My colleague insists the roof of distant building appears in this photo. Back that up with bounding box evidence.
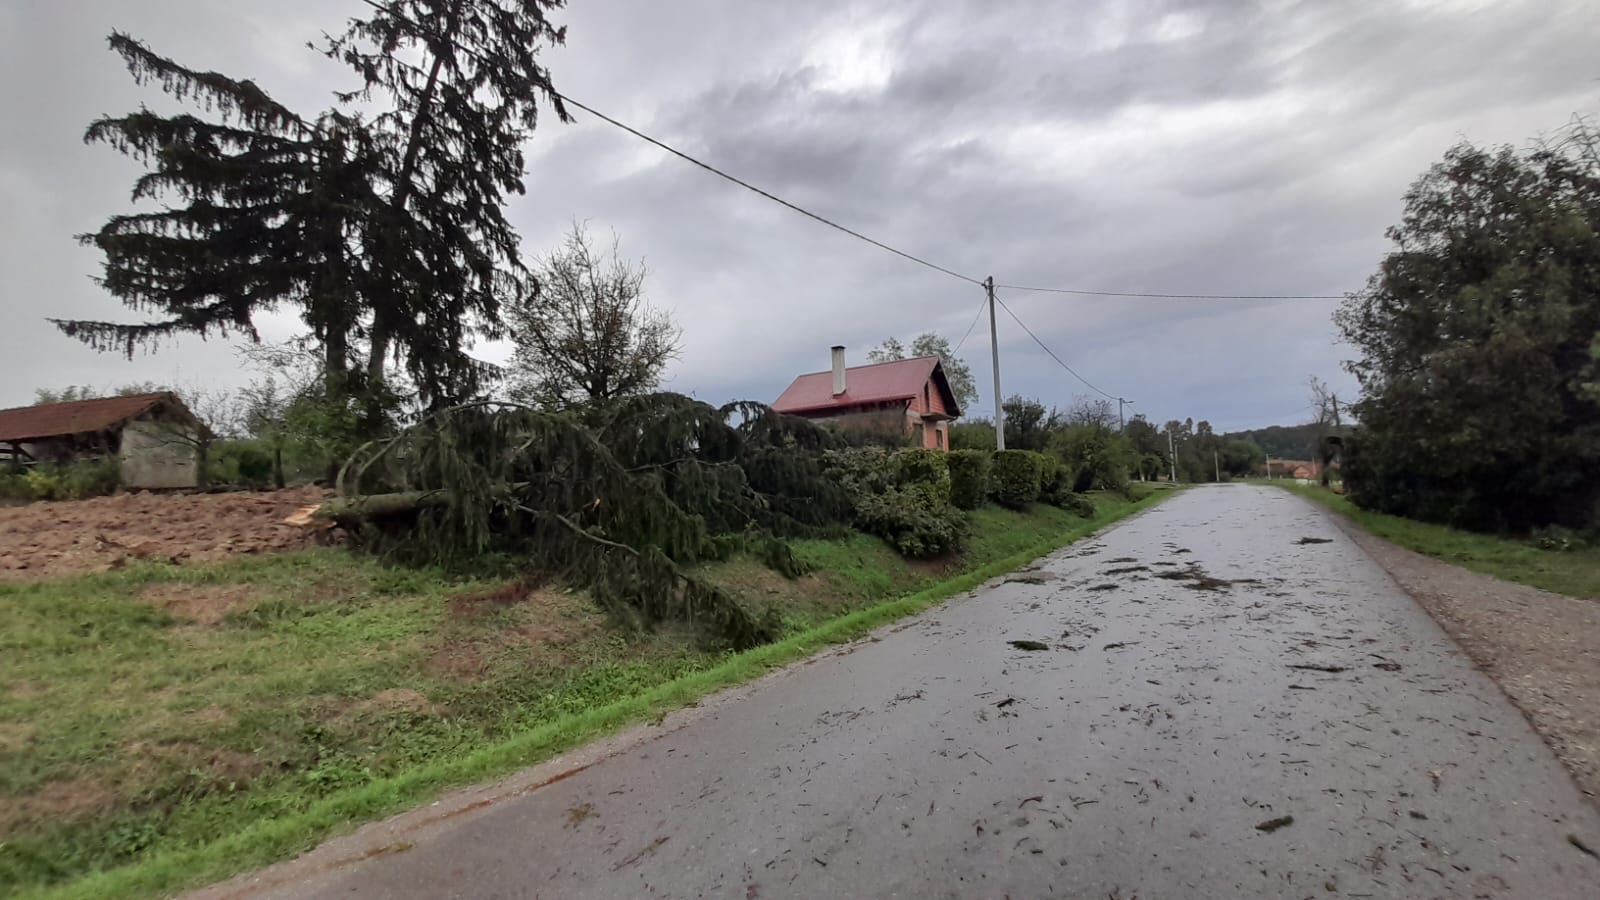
[773,356,960,416]
[0,393,185,443]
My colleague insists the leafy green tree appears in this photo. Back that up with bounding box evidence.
[948,419,997,451]
[1337,123,1600,530]
[1001,395,1060,451]
[1218,439,1266,477]
[867,332,979,411]
[1049,424,1134,492]
[1123,415,1166,481]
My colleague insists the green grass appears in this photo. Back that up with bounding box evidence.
[1263,481,1600,599]
[1,489,1170,899]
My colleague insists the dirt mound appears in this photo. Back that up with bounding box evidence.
[0,486,332,581]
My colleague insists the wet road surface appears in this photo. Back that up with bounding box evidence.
[219,485,1600,898]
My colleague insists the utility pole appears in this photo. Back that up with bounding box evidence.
[987,276,1005,451]
[1167,428,1178,483]
[1214,449,1221,482]
[1117,397,1132,431]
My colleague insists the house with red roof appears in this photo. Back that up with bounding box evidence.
[772,347,961,450]
[0,392,207,489]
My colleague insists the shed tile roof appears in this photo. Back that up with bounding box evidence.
[0,393,176,443]
[773,356,958,415]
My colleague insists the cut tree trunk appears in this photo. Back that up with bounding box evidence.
[283,489,452,529]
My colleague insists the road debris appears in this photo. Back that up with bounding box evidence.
[565,803,595,827]
[1255,815,1295,833]
[1008,640,1050,651]
[1296,537,1334,545]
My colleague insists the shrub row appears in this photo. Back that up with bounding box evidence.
[986,449,1094,515]
[825,446,966,558]
[0,459,121,503]
[822,444,1100,558]
[947,450,990,509]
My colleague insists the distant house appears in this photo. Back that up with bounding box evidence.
[0,393,207,489]
[773,346,961,450]
[1264,458,1321,481]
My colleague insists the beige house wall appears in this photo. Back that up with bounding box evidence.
[118,417,200,489]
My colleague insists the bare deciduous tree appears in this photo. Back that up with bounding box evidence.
[506,224,681,408]
[1064,396,1117,429]
[1308,375,1343,486]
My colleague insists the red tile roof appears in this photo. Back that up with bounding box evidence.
[0,393,178,443]
[773,356,960,416]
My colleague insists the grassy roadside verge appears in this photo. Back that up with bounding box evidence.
[5,487,1173,899]
[1261,481,1600,599]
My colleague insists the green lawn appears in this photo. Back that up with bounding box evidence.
[1264,481,1600,599]
[0,487,1169,899]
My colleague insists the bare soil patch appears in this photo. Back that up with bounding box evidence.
[0,778,117,840]
[139,583,259,626]
[0,721,36,753]
[428,585,604,682]
[125,740,265,786]
[1329,516,1600,801]
[446,580,538,617]
[0,486,332,581]
[187,705,235,728]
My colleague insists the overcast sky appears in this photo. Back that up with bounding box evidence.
[2,0,1595,430]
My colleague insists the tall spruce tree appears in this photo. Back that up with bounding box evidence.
[322,0,569,401]
[67,3,570,419]
[60,34,376,405]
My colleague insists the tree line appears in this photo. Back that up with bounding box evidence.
[1337,116,1600,535]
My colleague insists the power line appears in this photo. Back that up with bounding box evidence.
[355,0,981,287]
[992,293,1118,401]
[352,0,1342,304]
[557,95,985,287]
[996,283,1347,300]
[951,294,988,354]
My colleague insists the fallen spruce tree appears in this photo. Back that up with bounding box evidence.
[293,394,854,649]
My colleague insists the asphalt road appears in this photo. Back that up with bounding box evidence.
[213,485,1600,899]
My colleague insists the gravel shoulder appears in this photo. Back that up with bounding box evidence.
[1322,510,1600,804]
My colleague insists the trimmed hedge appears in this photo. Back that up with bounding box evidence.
[1053,492,1096,518]
[991,450,1042,508]
[893,448,951,503]
[1038,457,1070,504]
[854,484,967,558]
[947,450,991,510]
[824,446,967,559]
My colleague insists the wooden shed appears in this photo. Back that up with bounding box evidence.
[0,393,207,489]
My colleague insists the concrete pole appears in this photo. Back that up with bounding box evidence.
[987,276,1005,451]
